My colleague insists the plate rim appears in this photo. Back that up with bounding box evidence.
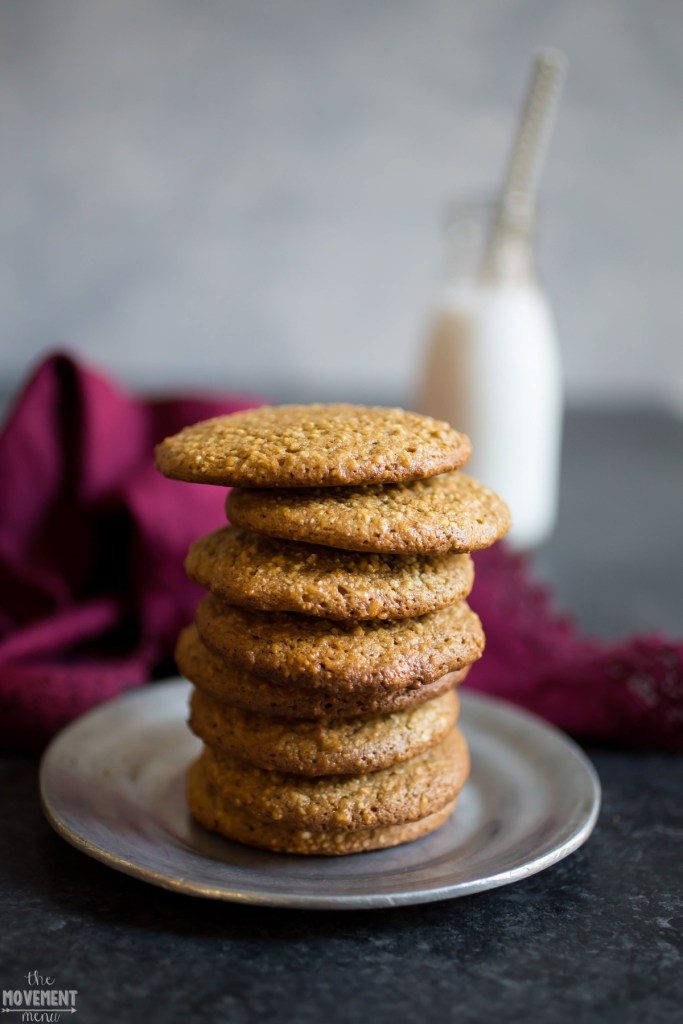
[40,679,601,910]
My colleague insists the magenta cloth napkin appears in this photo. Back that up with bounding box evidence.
[467,547,682,751]
[0,353,681,751]
[0,353,260,749]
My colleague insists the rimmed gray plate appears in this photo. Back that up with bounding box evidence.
[40,679,600,910]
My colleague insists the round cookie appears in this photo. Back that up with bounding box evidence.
[197,727,469,830]
[155,404,471,488]
[188,760,456,855]
[195,597,485,691]
[227,471,510,554]
[185,526,474,620]
[176,625,468,719]
[189,687,459,776]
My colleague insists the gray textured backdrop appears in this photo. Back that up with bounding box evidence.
[2,1,682,408]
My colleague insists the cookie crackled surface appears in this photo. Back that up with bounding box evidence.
[176,625,469,719]
[192,728,468,830]
[195,596,485,691]
[189,687,459,775]
[155,403,471,487]
[226,471,511,554]
[185,526,474,620]
[187,760,458,855]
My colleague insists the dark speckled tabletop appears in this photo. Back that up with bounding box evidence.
[1,409,682,1024]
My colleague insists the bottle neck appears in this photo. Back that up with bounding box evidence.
[477,224,537,286]
[441,200,539,290]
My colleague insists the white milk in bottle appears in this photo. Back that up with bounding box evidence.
[416,201,562,548]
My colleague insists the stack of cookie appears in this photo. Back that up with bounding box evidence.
[155,405,509,855]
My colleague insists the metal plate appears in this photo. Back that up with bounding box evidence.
[40,679,600,910]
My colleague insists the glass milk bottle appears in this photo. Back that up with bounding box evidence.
[416,200,562,548]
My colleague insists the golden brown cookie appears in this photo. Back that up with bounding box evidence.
[227,471,510,554]
[177,625,468,719]
[227,468,509,552]
[185,526,474,620]
[195,597,485,691]
[189,687,458,776]
[195,727,468,830]
[188,759,456,855]
[155,404,471,488]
